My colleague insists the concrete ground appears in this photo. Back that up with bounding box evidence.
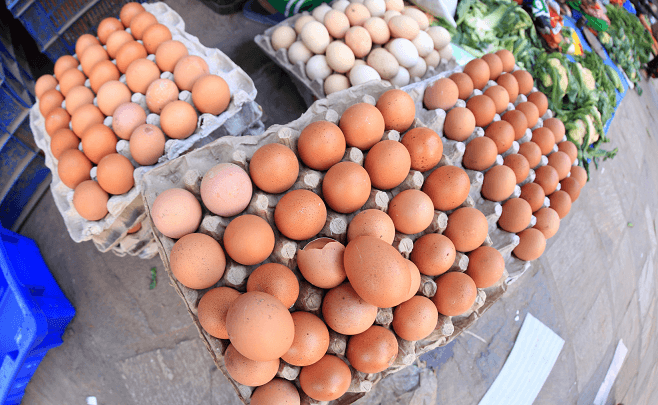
[14,0,658,403]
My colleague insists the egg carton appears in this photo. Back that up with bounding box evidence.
[30,1,263,254]
[140,79,514,405]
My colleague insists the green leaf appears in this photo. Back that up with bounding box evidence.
[149,267,157,290]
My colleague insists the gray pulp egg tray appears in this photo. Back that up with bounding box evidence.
[139,76,553,404]
[30,2,263,259]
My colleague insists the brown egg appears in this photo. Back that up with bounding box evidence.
[130,11,157,40]
[81,123,117,164]
[224,344,279,387]
[534,165,559,195]
[249,143,299,194]
[346,325,398,373]
[39,89,64,116]
[520,182,545,212]
[516,102,539,129]
[512,70,534,95]
[422,165,470,211]
[197,287,240,339]
[466,95,496,128]
[200,163,252,217]
[79,45,108,76]
[44,107,70,137]
[432,272,477,316]
[297,121,346,171]
[127,222,141,234]
[251,379,300,405]
[339,103,385,151]
[410,233,455,276]
[481,165,516,202]
[325,10,351,39]
[501,109,527,141]
[247,263,299,308]
[347,209,395,244]
[75,34,100,58]
[170,233,226,289]
[58,149,92,188]
[116,41,147,73]
[322,282,377,334]
[142,23,172,54]
[71,104,104,138]
[496,49,515,73]
[322,162,371,213]
[503,153,530,184]
[97,80,131,116]
[346,3,372,26]
[543,118,566,143]
[344,236,411,307]
[376,89,415,132]
[97,153,134,195]
[58,68,86,97]
[151,188,202,239]
[496,73,519,102]
[558,141,578,163]
[125,58,160,94]
[466,246,505,288]
[449,72,474,100]
[72,180,108,221]
[518,141,541,168]
[423,78,459,111]
[35,75,58,99]
[463,58,490,90]
[173,55,209,91]
[345,26,372,58]
[482,53,503,80]
[531,127,555,155]
[54,56,79,80]
[130,124,166,165]
[527,92,548,117]
[513,228,546,261]
[275,190,327,240]
[112,102,146,140]
[463,136,497,171]
[560,177,581,202]
[388,189,434,235]
[97,17,123,44]
[392,295,438,341]
[498,198,532,233]
[64,86,94,115]
[120,2,145,28]
[88,60,120,93]
[299,355,351,401]
[364,140,410,190]
[190,74,231,116]
[443,107,476,141]
[570,165,587,187]
[444,207,488,252]
[404,259,421,301]
[533,207,560,239]
[297,239,346,289]
[282,312,330,367]
[549,190,571,218]
[484,85,510,115]
[227,291,295,361]
[155,40,189,72]
[484,120,514,154]
[50,128,79,159]
[145,78,179,114]
[160,100,198,139]
[548,151,571,180]
[400,127,443,172]
[388,15,419,40]
[106,30,134,59]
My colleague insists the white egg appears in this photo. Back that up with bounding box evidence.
[402,7,429,30]
[386,38,419,68]
[408,57,427,78]
[427,26,451,50]
[301,21,331,54]
[349,64,381,85]
[332,0,350,12]
[439,43,453,60]
[306,55,332,81]
[364,0,386,17]
[288,41,313,65]
[312,3,332,22]
[271,26,297,51]
[411,30,433,57]
[325,74,351,94]
[325,41,355,73]
[424,49,441,68]
[294,14,316,35]
[389,66,409,86]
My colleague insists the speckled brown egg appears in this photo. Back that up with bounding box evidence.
[400,127,443,172]
[423,78,459,111]
[560,177,581,202]
[547,151,571,180]
[282,312,330,367]
[503,153,530,184]
[299,355,351,401]
[498,198,532,233]
[387,189,434,235]
[50,128,79,159]
[120,2,145,28]
[432,272,477,316]
[173,55,210,91]
[533,207,560,239]
[58,68,86,97]
[247,263,299,308]
[466,95,496,127]
[57,149,92,188]
[513,228,546,261]
[223,344,279,387]
[275,189,327,240]
[347,325,398,374]
[35,74,58,99]
[151,188,202,239]
[116,41,147,73]
[543,118,566,143]
[97,17,123,44]
[520,182,545,212]
[88,60,120,93]
[527,91,548,117]
[112,102,146,140]
[558,141,578,163]
[482,53,503,80]
[449,72,474,100]
[534,165,559,195]
[64,85,94,115]
[463,58,490,90]
[106,30,134,59]
[170,233,226,289]
[443,207,488,252]
[39,89,64,117]
[339,103,385,151]
[251,379,300,405]
[570,165,587,187]
[81,123,117,164]
[364,140,411,190]
[79,44,108,76]
[296,239,347,289]
[249,143,299,194]
[443,107,476,141]
[53,56,79,80]
[72,180,108,221]
[410,233,456,276]
[484,120,514,154]
[466,246,505,288]
[297,121,346,171]
[496,72,519,102]
[322,162,371,213]
[142,23,172,54]
[160,100,198,139]
[496,49,515,72]
[145,78,179,114]
[531,127,555,155]
[97,80,131,116]
[501,110,527,141]
[75,34,100,58]
[200,163,252,216]
[516,102,539,129]
[422,165,470,211]
[481,165,516,202]
[518,141,541,168]
[322,283,377,335]
[129,11,157,40]
[376,89,415,132]
[463,136,498,171]
[192,74,231,116]
[484,85,510,115]
[125,58,160,94]
[130,124,165,166]
[97,153,134,195]
[512,70,534,95]
[197,287,240,339]
[44,107,70,137]
[548,190,571,219]
[71,104,104,138]
[347,209,395,244]
[155,40,189,72]
[392,296,438,341]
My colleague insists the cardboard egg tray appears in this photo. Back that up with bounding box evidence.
[139,77,534,404]
[30,2,264,258]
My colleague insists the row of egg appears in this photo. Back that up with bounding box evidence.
[270,0,453,95]
[34,2,232,222]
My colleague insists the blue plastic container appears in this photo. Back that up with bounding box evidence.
[0,68,31,134]
[0,227,75,405]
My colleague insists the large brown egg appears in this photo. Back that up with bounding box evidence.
[516,102,539,128]
[130,11,157,40]
[72,180,108,221]
[466,246,505,288]
[54,56,79,79]
[120,2,145,28]
[155,40,189,72]
[192,74,231,116]
[527,91,548,117]
[251,379,300,405]
[376,89,415,132]
[339,103,385,151]
[534,165,559,195]
[443,207,488,252]
[462,136,497,171]
[116,41,147,73]
[496,73,519,102]
[275,189,327,240]
[97,17,123,44]
[75,34,100,58]
[160,100,198,139]
[322,162,371,213]
[484,120,514,154]
[347,210,395,244]
[466,95,496,127]
[71,104,104,138]
[35,75,58,99]
[322,283,377,335]
[44,107,70,137]
[50,128,79,159]
[197,286,240,339]
[423,78,459,111]
[97,153,134,195]
[81,124,117,164]
[449,72,474,100]
[432,272,477,316]
[125,58,160,94]
[106,30,134,59]
[387,189,434,235]
[112,102,146,140]
[496,49,515,72]
[481,165,516,202]
[173,55,210,91]
[548,151,571,180]
[392,296,438,341]
[501,110,528,141]
[520,182,545,212]
[422,165,470,211]
[151,188,202,239]
[226,291,294,362]
[79,45,108,76]
[570,165,587,187]
[89,60,120,93]
[463,58,490,90]
[533,207,560,239]
[400,127,443,172]
[344,236,411,307]
[224,344,279,387]
[58,68,86,97]
[558,141,578,163]
[513,228,546,261]
[365,140,411,190]
[410,233,455,276]
[482,53,503,80]
[484,85,510,115]
[250,143,299,194]
[532,127,556,155]
[57,149,92,189]
[170,233,226,289]
[130,124,165,165]
[297,239,347,289]
[145,78,179,114]
[142,23,172,54]
[404,259,421,301]
[518,141,541,168]
[64,85,94,115]
[544,118,566,143]
[346,325,398,373]
[498,198,532,233]
[297,121,346,171]
[443,107,476,141]
[503,153,530,184]
[247,263,299,308]
[97,80,131,116]
[223,215,274,265]
[560,177,582,202]
[282,312,330,367]
[200,163,252,216]
[39,89,64,117]
[512,70,534,95]
[299,355,351,401]
[549,190,572,218]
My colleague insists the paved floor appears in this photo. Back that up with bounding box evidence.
[15,0,658,403]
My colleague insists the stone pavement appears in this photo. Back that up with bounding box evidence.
[15,0,658,403]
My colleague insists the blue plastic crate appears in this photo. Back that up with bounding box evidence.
[0,226,75,405]
[0,69,31,135]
